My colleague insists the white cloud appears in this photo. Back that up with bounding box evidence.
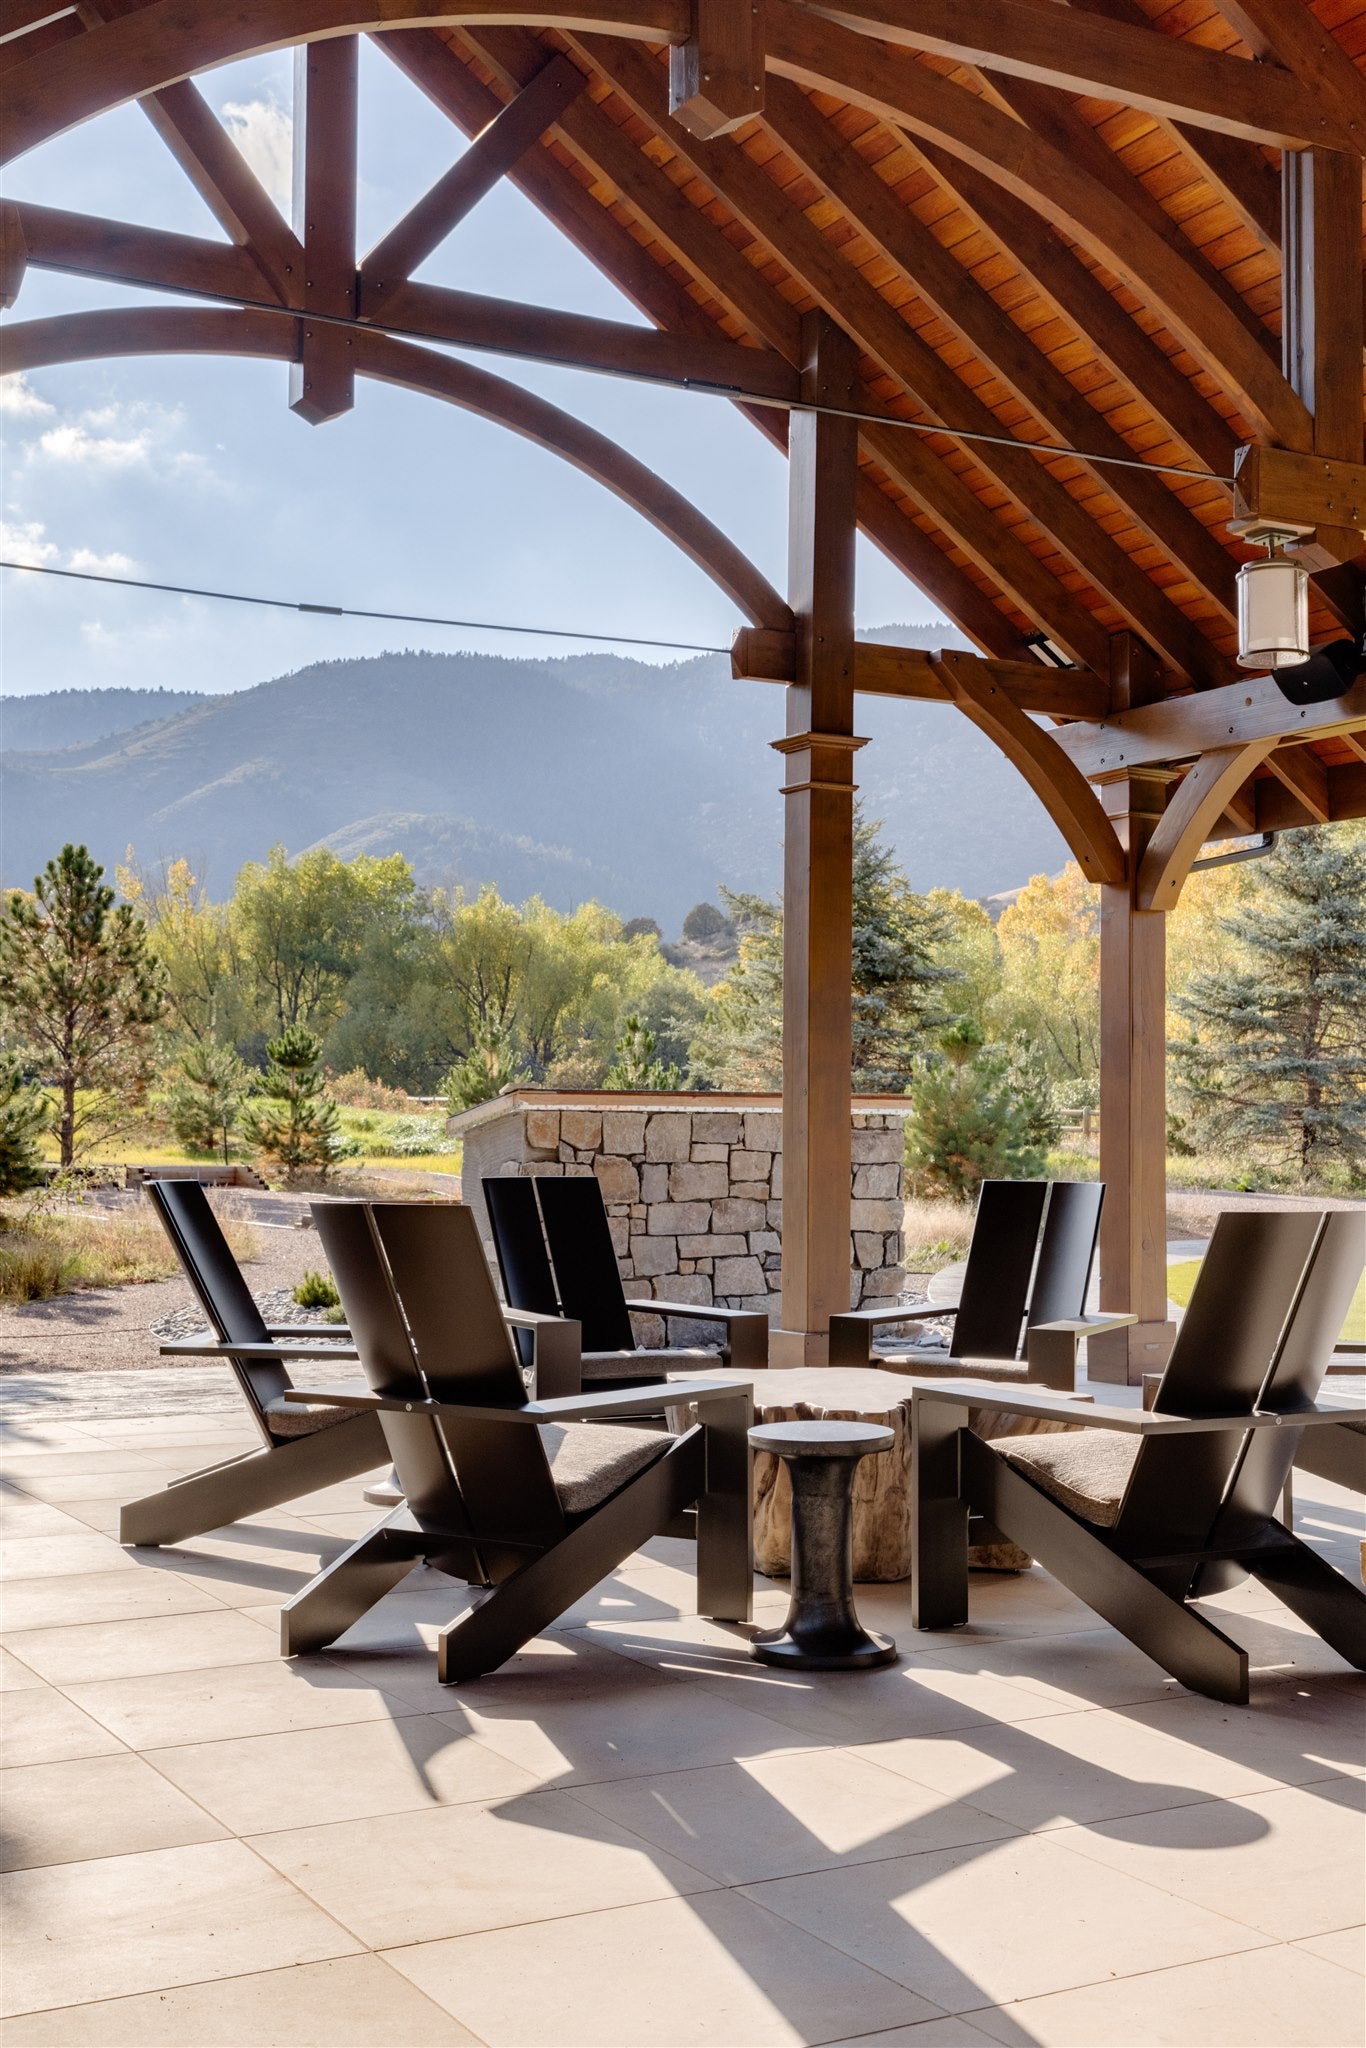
[68,547,138,574]
[0,518,59,566]
[36,422,152,468]
[0,376,56,419]
[221,97,294,212]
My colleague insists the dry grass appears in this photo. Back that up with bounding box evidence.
[901,1195,974,1274]
[0,1204,259,1303]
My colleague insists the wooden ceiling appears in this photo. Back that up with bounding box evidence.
[1,1,1364,829]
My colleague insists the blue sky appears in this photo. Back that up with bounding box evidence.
[0,41,950,697]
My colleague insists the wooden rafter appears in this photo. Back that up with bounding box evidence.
[1201,759,1366,836]
[669,0,764,138]
[290,34,357,424]
[1262,743,1332,824]
[1135,741,1275,908]
[1057,670,1366,780]
[793,0,1351,150]
[1213,0,1366,155]
[731,627,1110,717]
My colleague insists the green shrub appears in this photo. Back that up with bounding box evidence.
[293,1269,340,1310]
[0,1237,77,1301]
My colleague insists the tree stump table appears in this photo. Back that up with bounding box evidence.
[748,1420,896,1669]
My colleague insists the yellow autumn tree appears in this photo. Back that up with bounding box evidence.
[992,863,1100,1084]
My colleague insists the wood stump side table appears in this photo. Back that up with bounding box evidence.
[748,1420,897,1670]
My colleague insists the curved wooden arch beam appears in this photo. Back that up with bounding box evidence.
[1135,740,1276,909]
[931,650,1126,886]
[0,306,791,633]
[0,0,686,163]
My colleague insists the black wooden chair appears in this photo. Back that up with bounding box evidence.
[120,1179,386,1547]
[279,1200,754,1682]
[830,1179,1118,1388]
[910,1210,1366,1703]
[1293,1416,1366,1494]
[485,1173,769,1387]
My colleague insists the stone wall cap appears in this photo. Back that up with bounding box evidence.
[446,1086,913,1135]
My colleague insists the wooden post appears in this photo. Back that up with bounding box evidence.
[290,36,357,425]
[1279,146,1364,567]
[772,310,862,1367]
[1092,771,1177,1383]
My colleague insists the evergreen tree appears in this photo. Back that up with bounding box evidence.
[164,1041,249,1163]
[240,1026,342,1184]
[603,1013,682,1090]
[442,1020,525,1112]
[0,1055,48,1197]
[689,809,957,1090]
[0,844,164,1165]
[905,1022,1049,1201]
[1170,829,1366,1177]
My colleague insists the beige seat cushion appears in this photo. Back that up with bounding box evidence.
[882,1351,1026,1381]
[263,1398,358,1441]
[991,1427,1140,1528]
[538,1422,671,1513]
[581,1348,716,1382]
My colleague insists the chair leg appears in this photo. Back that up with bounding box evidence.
[279,1510,422,1656]
[1248,1531,1366,1673]
[119,1413,388,1547]
[911,1399,971,1629]
[964,1437,1250,1705]
[696,1390,753,1624]
[438,1436,704,1683]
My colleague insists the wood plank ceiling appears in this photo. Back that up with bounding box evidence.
[1,0,1364,828]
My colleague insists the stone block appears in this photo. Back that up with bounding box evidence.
[658,1273,713,1306]
[762,1253,782,1271]
[851,1128,903,1164]
[667,1314,724,1349]
[525,1161,563,1177]
[860,1265,909,1300]
[853,1162,901,1200]
[644,1114,690,1162]
[692,1111,743,1143]
[730,1182,768,1201]
[524,1108,560,1151]
[771,1155,782,1198]
[630,1233,677,1276]
[563,1163,594,1177]
[608,1217,629,1257]
[594,1155,640,1203]
[679,1233,747,1258]
[640,1163,669,1204]
[851,1198,904,1233]
[712,1197,766,1232]
[603,1110,646,1157]
[730,1150,770,1180]
[679,1260,694,1275]
[691,1143,728,1163]
[630,1311,666,1348]
[767,1200,783,1228]
[558,1143,576,1164]
[713,1255,766,1296]
[854,1231,884,1269]
[737,1294,775,1317]
[749,1230,781,1257]
[560,1109,602,1150]
[744,1111,782,1152]
[630,1203,646,1222]
[647,1202,710,1235]
[669,1160,728,1201]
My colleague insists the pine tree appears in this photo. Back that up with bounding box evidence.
[240,1026,342,1184]
[603,1013,682,1090]
[0,1055,48,1197]
[0,844,164,1165]
[688,809,957,1090]
[905,1022,1049,1201]
[164,1041,249,1163]
[1170,828,1366,1177]
[442,1020,526,1112]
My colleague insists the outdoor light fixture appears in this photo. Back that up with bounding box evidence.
[1235,525,1311,671]
[1023,632,1075,668]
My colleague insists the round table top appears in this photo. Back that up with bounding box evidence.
[748,1418,896,1459]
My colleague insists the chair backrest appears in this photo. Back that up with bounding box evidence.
[484,1176,559,1372]
[534,1174,636,1353]
[1028,1181,1105,1330]
[1112,1211,1326,1569]
[951,1179,1048,1361]
[1211,1211,1366,1549]
[315,1200,565,1559]
[145,1179,285,1428]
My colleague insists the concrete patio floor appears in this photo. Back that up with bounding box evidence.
[1,1376,1363,2047]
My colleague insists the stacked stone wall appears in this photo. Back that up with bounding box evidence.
[464,1102,906,1333]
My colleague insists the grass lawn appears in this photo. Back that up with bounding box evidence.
[1167,1256,1366,1343]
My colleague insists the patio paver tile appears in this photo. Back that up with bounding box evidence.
[2,1607,281,1686]
[1294,1926,1366,1975]
[0,1752,231,1869]
[0,1568,227,1633]
[0,1839,363,2017]
[0,1956,478,2046]
[0,1532,137,1579]
[0,1684,128,1767]
[384,1889,942,2046]
[0,1496,92,1538]
[63,1655,429,1749]
[0,1645,46,1690]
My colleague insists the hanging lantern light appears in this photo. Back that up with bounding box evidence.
[1235,527,1310,670]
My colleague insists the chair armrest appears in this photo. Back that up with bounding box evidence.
[503,1309,582,1400]
[159,1338,358,1362]
[828,1302,943,1367]
[909,1380,1366,1435]
[281,1377,750,1425]
[1024,1312,1138,1392]
[626,1299,769,1370]
[264,1321,351,1338]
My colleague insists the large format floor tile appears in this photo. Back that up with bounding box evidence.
[0,1839,362,2017]
[0,1957,478,2047]
[0,1568,225,1633]
[385,1889,941,2046]
[63,1655,426,1749]
[0,1684,127,1768]
[0,1752,230,1869]
[739,1831,1270,2013]
[0,1533,137,1580]
[2,1607,280,1686]
[250,1788,719,1947]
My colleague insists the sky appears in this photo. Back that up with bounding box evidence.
[0,40,952,698]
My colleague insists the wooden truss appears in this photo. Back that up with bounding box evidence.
[1,0,1364,1373]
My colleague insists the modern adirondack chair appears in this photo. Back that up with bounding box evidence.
[1293,1415,1366,1493]
[279,1199,753,1683]
[120,1178,386,1547]
[830,1179,1119,1388]
[909,1210,1366,1703]
[485,1173,769,1387]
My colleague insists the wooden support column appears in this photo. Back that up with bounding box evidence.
[1280,146,1365,567]
[290,36,358,425]
[772,310,863,1367]
[1092,772,1177,1384]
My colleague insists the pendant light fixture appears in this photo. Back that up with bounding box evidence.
[1235,526,1311,671]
